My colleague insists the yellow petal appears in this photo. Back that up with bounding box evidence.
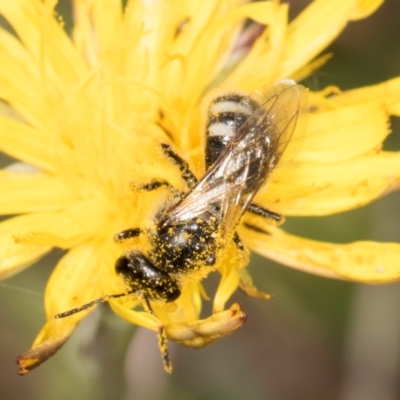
[0,198,109,279]
[242,225,400,283]
[213,265,240,313]
[0,170,76,214]
[110,301,161,332]
[17,319,74,375]
[17,239,106,375]
[0,215,52,280]
[0,27,58,127]
[297,100,389,163]
[165,303,247,348]
[165,0,247,107]
[258,152,400,216]
[153,282,203,325]
[291,53,333,82]
[0,0,86,90]
[238,268,272,300]
[223,2,289,90]
[173,1,265,106]
[210,242,249,313]
[72,0,122,66]
[0,117,55,172]
[14,197,109,242]
[44,241,104,317]
[281,0,383,78]
[330,76,400,117]
[13,197,109,247]
[110,283,203,331]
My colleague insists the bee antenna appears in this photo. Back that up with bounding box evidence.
[54,292,131,319]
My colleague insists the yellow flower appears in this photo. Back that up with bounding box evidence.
[0,0,398,374]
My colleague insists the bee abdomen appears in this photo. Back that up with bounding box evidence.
[205,93,257,169]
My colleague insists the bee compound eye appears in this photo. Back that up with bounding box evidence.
[115,255,131,277]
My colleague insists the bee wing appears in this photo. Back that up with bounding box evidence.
[162,80,308,237]
[250,79,309,162]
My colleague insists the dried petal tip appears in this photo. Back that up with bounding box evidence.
[16,335,69,375]
[165,303,247,348]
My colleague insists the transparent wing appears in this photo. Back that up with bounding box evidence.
[161,79,308,237]
[249,79,309,162]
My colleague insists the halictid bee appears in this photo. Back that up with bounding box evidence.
[55,79,308,371]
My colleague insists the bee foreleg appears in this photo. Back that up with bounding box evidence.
[114,228,142,243]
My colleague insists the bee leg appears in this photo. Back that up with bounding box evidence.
[138,179,182,197]
[160,143,198,189]
[143,294,173,373]
[114,228,142,243]
[115,253,178,371]
[247,203,282,223]
[139,180,175,191]
[233,232,245,251]
[157,325,172,373]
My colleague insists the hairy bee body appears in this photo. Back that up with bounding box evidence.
[114,79,307,304]
[56,79,307,318]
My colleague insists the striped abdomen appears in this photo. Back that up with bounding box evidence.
[205,93,258,169]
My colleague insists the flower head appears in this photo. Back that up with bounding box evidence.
[0,0,398,374]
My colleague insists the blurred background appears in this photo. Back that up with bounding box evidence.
[1,1,400,399]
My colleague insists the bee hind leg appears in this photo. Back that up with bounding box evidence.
[233,232,245,251]
[247,203,282,223]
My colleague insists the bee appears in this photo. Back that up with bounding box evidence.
[55,79,307,371]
